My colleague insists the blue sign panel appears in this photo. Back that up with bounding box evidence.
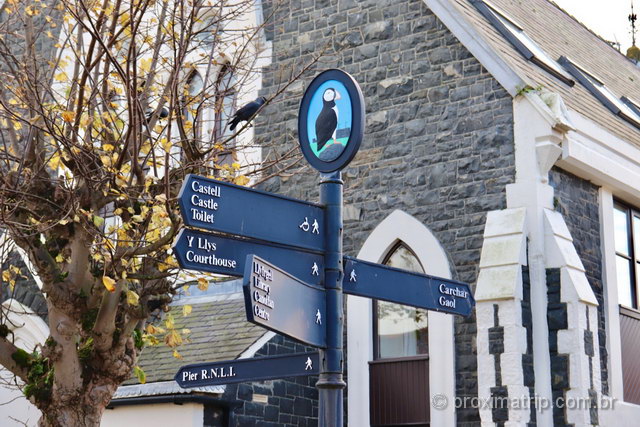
[243,255,327,348]
[178,174,325,252]
[175,352,320,388]
[342,256,475,317]
[173,229,324,286]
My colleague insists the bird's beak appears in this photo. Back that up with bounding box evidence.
[334,90,341,100]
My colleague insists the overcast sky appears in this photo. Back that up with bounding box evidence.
[551,0,637,52]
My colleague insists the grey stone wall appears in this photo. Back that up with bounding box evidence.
[257,0,516,425]
[223,335,318,426]
[549,167,608,396]
[546,268,570,426]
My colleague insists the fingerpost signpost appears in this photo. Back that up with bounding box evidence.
[173,69,476,426]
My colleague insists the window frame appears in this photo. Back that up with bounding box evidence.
[182,70,205,142]
[559,56,640,130]
[622,96,640,117]
[471,0,575,86]
[613,199,640,310]
[372,241,428,360]
[213,64,237,142]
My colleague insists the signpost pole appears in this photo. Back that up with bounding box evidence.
[317,171,346,427]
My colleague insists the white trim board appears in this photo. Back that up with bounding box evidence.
[558,110,640,207]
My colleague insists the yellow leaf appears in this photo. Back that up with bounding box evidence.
[234,175,250,186]
[55,253,64,263]
[133,366,146,384]
[139,58,152,73]
[164,314,175,329]
[197,277,208,291]
[25,5,39,15]
[61,110,75,123]
[92,215,104,228]
[182,305,192,317]
[102,276,116,292]
[48,153,61,170]
[126,290,139,306]
[231,162,241,170]
[160,138,172,153]
[54,73,68,82]
[172,349,182,359]
[165,329,182,348]
[2,271,10,282]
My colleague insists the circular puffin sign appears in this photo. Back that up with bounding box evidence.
[298,69,365,173]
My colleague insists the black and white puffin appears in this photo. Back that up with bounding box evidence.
[314,88,341,152]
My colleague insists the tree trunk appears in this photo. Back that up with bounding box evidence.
[38,380,118,426]
[35,303,136,426]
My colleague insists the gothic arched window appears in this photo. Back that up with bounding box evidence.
[374,243,429,359]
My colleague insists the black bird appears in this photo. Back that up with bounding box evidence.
[314,88,341,152]
[145,107,169,122]
[228,96,267,131]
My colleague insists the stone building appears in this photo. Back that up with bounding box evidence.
[249,0,640,426]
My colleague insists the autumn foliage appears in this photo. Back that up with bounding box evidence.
[0,0,318,424]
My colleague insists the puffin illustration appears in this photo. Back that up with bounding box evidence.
[314,88,341,152]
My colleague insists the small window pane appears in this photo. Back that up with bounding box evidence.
[216,68,235,139]
[491,10,572,82]
[385,245,423,272]
[376,244,428,359]
[617,255,634,307]
[614,206,630,256]
[634,215,640,262]
[377,302,428,358]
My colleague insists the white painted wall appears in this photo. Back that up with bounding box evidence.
[101,402,203,427]
[347,209,455,427]
[0,300,49,426]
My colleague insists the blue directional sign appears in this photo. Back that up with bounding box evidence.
[342,256,475,317]
[175,352,320,388]
[178,174,325,252]
[173,229,324,286]
[243,255,327,348]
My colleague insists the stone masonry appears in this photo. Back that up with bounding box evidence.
[223,335,319,426]
[256,0,516,424]
[549,167,608,396]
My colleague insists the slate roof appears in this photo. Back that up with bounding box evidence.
[125,282,267,386]
[448,0,640,144]
[1,251,47,321]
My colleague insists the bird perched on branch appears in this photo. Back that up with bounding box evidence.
[227,96,267,131]
[145,107,169,123]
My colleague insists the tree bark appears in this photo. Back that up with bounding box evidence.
[38,380,119,427]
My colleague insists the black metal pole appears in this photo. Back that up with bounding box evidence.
[317,171,345,426]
